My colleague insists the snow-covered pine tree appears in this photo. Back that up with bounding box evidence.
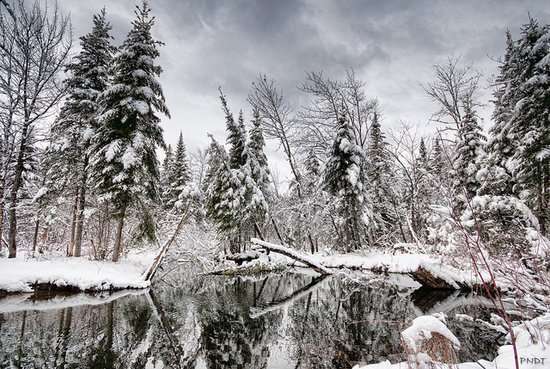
[304,149,321,192]
[430,137,445,177]
[160,144,173,207]
[162,144,173,176]
[204,135,243,249]
[173,132,191,187]
[205,95,249,251]
[508,19,550,234]
[244,108,271,235]
[324,108,368,251]
[49,9,115,257]
[91,1,169,262]
[452,106,486,200]
[418,137,428,168]
[248,108,271,202]
[205,95,269,252]
[163,132,191,209]
[481,31,520,196]
[410,136,432,239]
[484,18,550,234]
[366,112,399,243]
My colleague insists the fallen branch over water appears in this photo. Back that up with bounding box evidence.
[250,238,333,275]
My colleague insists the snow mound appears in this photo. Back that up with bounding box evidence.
[401,315,460,352]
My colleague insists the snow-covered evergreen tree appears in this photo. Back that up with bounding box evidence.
[483,18,550,234]
[204,95,270,252]
[429,137,444,177]
[91,1,169,261]
[49,8,115,257]
[324,108,368,251]
[366,112,398,243]
[204,135,243,249]
[162,144,173,176]
[418,137,428,168]
[163,132,191,209]
[248,108,271,201]
[160,144,173,206]
[452,106,486,200]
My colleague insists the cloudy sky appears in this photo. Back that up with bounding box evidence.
[55,0,549,177]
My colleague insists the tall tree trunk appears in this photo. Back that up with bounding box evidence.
[7,125,29,258]
[0,191,4,254]
[32,218,40,253]
[74,156,88,257]
[67,191,79,257]
[538,168,547,236]
[112,211,125,262]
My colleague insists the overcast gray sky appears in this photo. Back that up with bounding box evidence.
[55,0,550,177]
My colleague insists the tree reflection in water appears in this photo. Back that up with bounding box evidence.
[0,270,502,368]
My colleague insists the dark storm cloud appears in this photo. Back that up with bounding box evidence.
[55,0,550,174]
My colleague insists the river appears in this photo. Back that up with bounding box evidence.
[0,268,503,368]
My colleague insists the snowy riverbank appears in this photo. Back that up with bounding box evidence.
[245,239,496,290]
[0,251,155,293]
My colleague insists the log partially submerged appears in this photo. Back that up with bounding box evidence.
[411,267,460,290]
[250,238,332,275]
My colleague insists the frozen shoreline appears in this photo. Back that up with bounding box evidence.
[0,251,155,293]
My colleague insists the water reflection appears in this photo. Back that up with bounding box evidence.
[0,270,502,368]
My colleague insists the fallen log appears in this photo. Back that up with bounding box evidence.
[143,212,190,282]
[225,250,263,266]
[411,267,458,290]
[250,238,332,275]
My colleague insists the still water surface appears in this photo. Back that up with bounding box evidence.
[0,269,502,368]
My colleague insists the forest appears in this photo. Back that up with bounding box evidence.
[0,0,549,368]
[0,0,548,269]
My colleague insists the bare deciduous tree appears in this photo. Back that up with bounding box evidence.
[0,0,72,258]
[423,55,482,130]
[248,75,303,194]
[298,69,379,154]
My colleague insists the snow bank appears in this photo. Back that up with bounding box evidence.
[0,252,154,293]
[313,252,484,289]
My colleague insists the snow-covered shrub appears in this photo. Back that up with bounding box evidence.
[459,195,544,258]
[425,205,460,255]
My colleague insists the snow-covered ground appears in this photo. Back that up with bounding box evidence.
[354,313,550,369]
[0,251,155,293]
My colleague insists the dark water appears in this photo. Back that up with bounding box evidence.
[0,269,503,368]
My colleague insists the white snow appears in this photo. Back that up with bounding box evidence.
[132,100,149,114]
[121,146,138,169]
[105,140,120,162]
[310,251,484,289]
[401,315,460,352]
[0,251,155,293]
